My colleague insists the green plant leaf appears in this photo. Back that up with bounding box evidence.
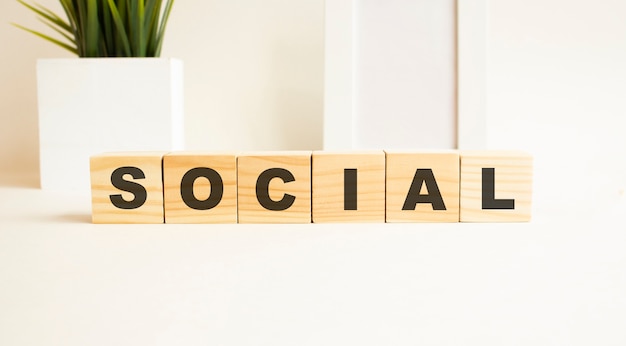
[98,0,113,56]
[16,0,73,33]
[33,3,75,35]
[38,18,75,44]
[128,0,138,56]
[59,0,77,25]
[58,0,78,38]
[16,0,174,57]
[105,0,131,56]
[155,0,174,56]
[12,23,78,55]
[85,0,100,56]
[144,0,161,54]
[74,0,88,56]
[137,0,146,57]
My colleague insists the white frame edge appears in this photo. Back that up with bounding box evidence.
[323,0,488,150]
[457,0,487,149]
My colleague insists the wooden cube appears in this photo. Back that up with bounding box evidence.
[90,152,166,224]
[163,152,237,223]
[237,152,312,223]
[312,151,385,223]
[460,151,533,222]
[386,151,460,222]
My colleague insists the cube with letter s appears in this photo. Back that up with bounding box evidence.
[90,152,165,224]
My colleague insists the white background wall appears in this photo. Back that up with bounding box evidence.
[485,0,626,214]
[0,0,324,180]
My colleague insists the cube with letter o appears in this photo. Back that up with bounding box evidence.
[163,152,237,223]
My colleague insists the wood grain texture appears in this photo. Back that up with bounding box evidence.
[312,151,385,223]
[237,152,312,224]
[90,152,166,224]
[460,151,533,222]
[163,152,237,224]
[386,151,460,223]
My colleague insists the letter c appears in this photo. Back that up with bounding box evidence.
[256,168,296,211]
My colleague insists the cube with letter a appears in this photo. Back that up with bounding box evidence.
[312,151,385,223]
[237,152,312,223]
[460,151,533,222]
[163,152,238,224]
[90,152,166,224]
[386,150,460,222]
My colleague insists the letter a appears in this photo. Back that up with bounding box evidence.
[402,169,446,211]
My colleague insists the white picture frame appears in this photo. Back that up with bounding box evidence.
[324,0,487,150]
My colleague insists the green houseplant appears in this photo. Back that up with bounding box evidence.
[15,0,174,57]
[16,0,184,191]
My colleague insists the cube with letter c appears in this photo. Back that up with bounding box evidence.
[237,152,312,223]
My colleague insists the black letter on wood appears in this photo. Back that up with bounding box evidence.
[482,168,515,209]
[344,169,358,210]
[402,169,446,211]
[256,168,296,211]
[110,166,147,210]
[180,167,224,210]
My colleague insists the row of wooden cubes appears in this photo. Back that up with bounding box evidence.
[90,151,533,224]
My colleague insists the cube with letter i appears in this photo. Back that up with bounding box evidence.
[90,152,166,224]
[312,151,385,223]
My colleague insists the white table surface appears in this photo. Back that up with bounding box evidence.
[1,172,625,346]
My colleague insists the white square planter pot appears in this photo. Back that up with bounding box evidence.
[37,58,184,191]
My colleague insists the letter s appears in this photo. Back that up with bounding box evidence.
[109,166,147,210]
